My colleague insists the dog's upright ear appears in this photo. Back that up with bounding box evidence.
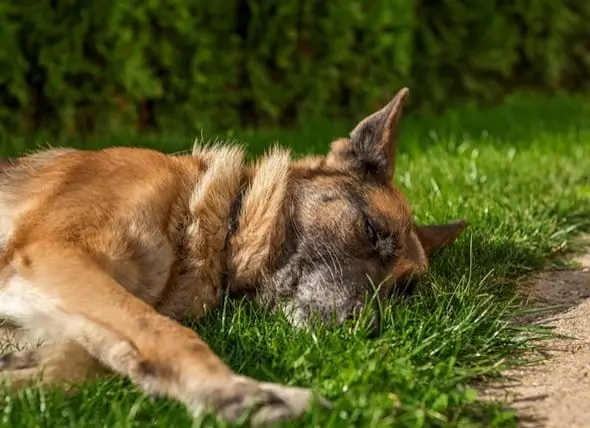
[328,87,409,181]
[414,220,467,258]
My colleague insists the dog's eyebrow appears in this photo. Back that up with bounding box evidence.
[340,183,391,232]
[342,182,368,211]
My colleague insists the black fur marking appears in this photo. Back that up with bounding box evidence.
[137,360,173,379]
[226,185,246,245]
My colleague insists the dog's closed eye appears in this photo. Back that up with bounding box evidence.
[364,217,396,262]
[365,217,379,246]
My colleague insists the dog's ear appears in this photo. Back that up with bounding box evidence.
[328,87,409,180]
[414,220,467,258]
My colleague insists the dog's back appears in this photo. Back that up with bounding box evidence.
[0,150,76,247]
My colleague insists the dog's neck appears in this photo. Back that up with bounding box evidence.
[221,148,291,294]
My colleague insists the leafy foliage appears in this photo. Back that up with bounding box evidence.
[0,0,589,138]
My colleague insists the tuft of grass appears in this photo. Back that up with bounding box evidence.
[0,92,589,427]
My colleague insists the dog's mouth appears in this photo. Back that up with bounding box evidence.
[389,276,421,299]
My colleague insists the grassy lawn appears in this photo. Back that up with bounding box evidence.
[1,92,589,427]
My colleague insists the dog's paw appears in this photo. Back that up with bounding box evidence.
[251,380,331,425]
[0,349,38,371]
[0,342,105,391]
[0,350,40,390]
[198,375,330,425]
[0,348,50,390]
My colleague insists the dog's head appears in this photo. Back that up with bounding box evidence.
[229,87,466,333]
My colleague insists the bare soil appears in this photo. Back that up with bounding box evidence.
[483,239,590,427]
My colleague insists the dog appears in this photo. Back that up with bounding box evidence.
[0,87,466,425]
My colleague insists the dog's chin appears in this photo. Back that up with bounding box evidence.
[279,301,310,330]
[257,269,382,333]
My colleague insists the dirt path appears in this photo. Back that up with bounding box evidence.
[483,241,590,427]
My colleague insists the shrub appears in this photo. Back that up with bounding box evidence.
[0,0,588,139]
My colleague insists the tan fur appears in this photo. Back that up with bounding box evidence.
[0,145,321,423]
[0,87,466,425]
[227,147,290,291]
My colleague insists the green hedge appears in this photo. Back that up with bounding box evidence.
[411,0,590,112]
[0,0,588,139]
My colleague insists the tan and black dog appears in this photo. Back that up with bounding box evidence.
[0,88,465,425]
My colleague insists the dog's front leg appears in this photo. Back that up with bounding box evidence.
[0,243,327,424]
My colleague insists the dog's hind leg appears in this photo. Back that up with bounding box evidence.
[0,341,108,390]
[0,242,327,425]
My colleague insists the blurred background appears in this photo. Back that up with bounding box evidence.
[0,1,588,143]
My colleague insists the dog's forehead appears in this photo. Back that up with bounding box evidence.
[299,174,354,200]
[299,173,411,229]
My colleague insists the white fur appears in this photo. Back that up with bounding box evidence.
[0,274,64,346]
[0,273,141,377]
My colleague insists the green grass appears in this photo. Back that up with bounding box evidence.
[1,91,589,427]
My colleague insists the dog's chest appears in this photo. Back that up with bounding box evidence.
[152,224,228,321]
[106,216,227,322]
